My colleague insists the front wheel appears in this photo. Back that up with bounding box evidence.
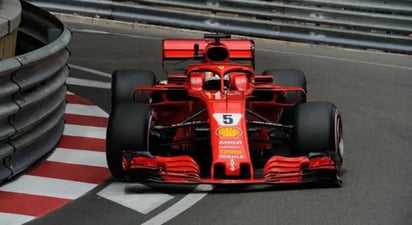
[291,102,343,167]
[111,69,156,106]
[106,103,151,179]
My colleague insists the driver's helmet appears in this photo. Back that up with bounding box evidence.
[204,71,220,82]
[203,71,230,90]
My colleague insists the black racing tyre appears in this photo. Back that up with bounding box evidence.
[291,102,343,166]
[262,69,307,123]
[111,69,156,106]
[106,103,151,179]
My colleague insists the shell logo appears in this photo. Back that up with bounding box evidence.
[216,127,242,138]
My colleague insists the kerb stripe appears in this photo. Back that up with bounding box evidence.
[64,114,108,127]
[47,147,107,168]
[27,161,109,184]
[0,191,70,217]
[65,94,93,105]
[58,135,105,152]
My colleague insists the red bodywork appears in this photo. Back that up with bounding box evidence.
[123,36,339,184]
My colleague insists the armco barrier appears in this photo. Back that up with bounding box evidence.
[0,1,71,181]
[28,0,412,53]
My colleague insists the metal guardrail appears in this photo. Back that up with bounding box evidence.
[0,1,71,181]
[28,0,412,53]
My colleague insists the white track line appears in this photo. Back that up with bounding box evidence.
[63,124,106,139]
[47,148,107,168]
[71,29,111,35]
[69,64,112,78]
[0,175,96,200]
[66,103,108,117]
[66,77,111,89]
[70,28,164,41]
[141,184,214,225]
[257,48,412,71]
[98,182,174,214]
[0,213,35,225]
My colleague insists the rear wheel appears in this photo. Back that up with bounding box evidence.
[111,69,156,106]
[262,69,307,123]
[291,102,343,168]
[106,103,151,179]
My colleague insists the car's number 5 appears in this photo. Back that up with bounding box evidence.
[222,114,234,125]
[213,113,242,126]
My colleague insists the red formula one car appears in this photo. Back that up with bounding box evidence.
[106,34,343,186]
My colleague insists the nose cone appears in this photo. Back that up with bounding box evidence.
[207,102,253,178]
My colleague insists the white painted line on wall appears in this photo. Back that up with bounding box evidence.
[63,124,106,139]
[67,77,111,89]
[0,213,35,225]
[47,148,107,168]
[0,175,96,200]
[141,184,214,225]
[66,103,108,117]
[98,182,174,214]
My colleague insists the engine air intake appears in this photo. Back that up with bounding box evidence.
[206,46,229,62]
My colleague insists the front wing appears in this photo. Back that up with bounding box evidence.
[122,152,341,185]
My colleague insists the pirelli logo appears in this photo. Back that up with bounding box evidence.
[219,149,242,155]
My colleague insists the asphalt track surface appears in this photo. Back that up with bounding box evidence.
[26,20,412,225]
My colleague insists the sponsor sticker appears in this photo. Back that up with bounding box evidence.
[218,145,242,149]
[218,141,243,149]
[216,127,242,138]
[218,149,244,160]
[218,155,245,159]
[219,149,242,155]
[219,140,242,145]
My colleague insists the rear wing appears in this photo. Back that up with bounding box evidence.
[162,37,255,69]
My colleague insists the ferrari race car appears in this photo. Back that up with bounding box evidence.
[106,33,343,186]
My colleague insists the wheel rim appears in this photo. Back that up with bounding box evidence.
[335,113,344,168]
[338,133,344,159]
